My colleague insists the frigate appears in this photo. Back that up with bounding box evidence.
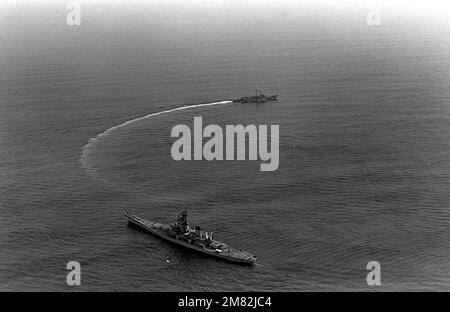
[233,90,278,103]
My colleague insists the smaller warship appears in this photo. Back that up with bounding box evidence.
[233,90,278,103]
[125,209,257,265]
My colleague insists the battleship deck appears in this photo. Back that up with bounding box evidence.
[125,213,257,265]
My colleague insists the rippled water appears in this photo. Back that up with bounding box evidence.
[1,4,450,291]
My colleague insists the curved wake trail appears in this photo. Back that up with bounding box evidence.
[80,100,233,176]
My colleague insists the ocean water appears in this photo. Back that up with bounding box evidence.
[1,2,450,291]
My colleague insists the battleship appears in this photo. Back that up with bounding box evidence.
[125,209,257,265]
[233,90,278,103]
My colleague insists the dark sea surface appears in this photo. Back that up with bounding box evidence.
[1,3,450,291]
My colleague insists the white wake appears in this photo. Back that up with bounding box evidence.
[80,100,233,174]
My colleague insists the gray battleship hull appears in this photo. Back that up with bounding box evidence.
[125,213,257,265]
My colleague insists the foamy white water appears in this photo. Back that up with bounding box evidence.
[80,100,233,175]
